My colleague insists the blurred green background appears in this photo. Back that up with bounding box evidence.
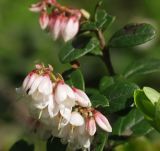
[0,0,160,150]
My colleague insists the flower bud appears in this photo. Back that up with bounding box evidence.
[94,111,112,132]
[73,88,91,107]
[39,11,49,30]
[86,118,96,136]
[62,16,79,42]
[29,2,45,12]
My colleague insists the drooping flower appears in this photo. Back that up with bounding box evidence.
[29,0,82,42]
[54,81,75,125]
[73,87,91,107]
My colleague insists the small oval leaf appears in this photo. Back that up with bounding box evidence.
[143,87,160,105]
[59,35,99,63]
[109,23,156,48]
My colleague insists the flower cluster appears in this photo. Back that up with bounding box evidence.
[19,64,112,150]
[30,0,82,42]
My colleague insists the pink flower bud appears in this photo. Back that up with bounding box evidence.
[73,88,91,107]
[86,118,96,136]
[29,2,44,12]
[94,111,112,132]
[62,16,79,42]
[39,11,49,30]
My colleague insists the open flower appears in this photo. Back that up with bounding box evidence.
[54,81,75,125]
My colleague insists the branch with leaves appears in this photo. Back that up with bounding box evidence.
[10,0,160,151]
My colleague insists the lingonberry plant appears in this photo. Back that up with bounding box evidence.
[10,0,160,151]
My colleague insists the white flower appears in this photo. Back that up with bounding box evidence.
[62,16,79,42]
[73,88,91,107]
[54,81,75,125]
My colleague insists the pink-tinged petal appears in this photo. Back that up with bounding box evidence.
[39,11,49,30]
[62,16,79,42]
[29,2,44,12]
[70,112,84,126]
[32,92,49,109]
[74,88,91,107]
[38,76,52,95]
[48,95,59,118]
[64,84,75,100]
[94,111,112,132]
[54,82,67,103]
[86,118,96,136]
[24,73,38,92]
[52,15,62,40]
[59,104,71,122]
[28,76,43,95]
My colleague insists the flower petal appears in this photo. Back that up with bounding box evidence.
[94,111,112,132]
[28,76,43,95]
[62,16,79,42]
[48,95,59,118]
[70,112,84,126]
[86,118,96,136]
[38,76,52,95]
[39,11,49,30]
[74,88,91,107]
[54,82,67,103]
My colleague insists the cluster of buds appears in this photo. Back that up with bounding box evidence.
[30,0,82,42]
[18,64,112,150]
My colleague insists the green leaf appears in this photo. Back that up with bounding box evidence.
[80,21,97,31]
[90,93,109,108]
[143,87,160,105]
[112,108,153,136]
[134,89,155,120]
[66,69,85,90]
[86,88,109,108]
[153,99,160,131]
[92,132,107,151]
[95,9,115,31]
[47,137,67,151]
[109,23,156,48]
[103,79,139,113]
[123,58,160,78]
[99,76,114,93]
[9,140,34,151]
[59,35,99,63]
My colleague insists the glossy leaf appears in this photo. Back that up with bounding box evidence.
[59,35,99,63]
[92,132,107,151]
[153,99,160,131]
[95,9,115,31]
[99,76,114,93]
[109,23,156,48]
[143,87,160,105]
[47,137,67,151]
[103,79,139,113]
[9,140,34,151]
[66,69,85,91]
[86,88,109,108]
[123,58,160,78]
[134,89,155,120]
[80,21,97,31]
[112,108,153,136]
